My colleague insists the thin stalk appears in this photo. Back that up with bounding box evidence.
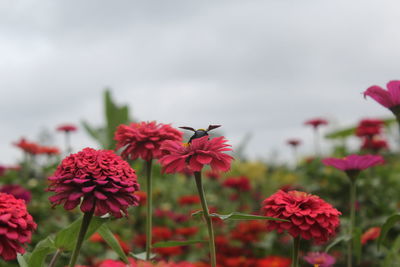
[49,249,61,267]
[347,181,356,267]
[69,210,94,267]
[291,236,300,267]
[313,128,320,156]
[145,159,153,261]
[65,132,71,154]
[194,171,216,267]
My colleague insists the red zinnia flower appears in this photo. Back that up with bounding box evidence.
[14,138,41,155]
[231,220,265,243]
[39,146,61,156]
[286,139,301,147]
[47,147,140,218]
[178,195,200,205]
[57,124,78,132]
[115,121,183,161]
[364,80,400,109]
[261,190,341,244]
[361,227,381,245]
[0,185,32,203]
[256,256,291,267]
[361,138,388,152]
[355,119,384,138]
[175,226,199,237]
[304,118,328,129]
[303,252,336,267]
[322,154,384,177]
[222,176,251,192]
[159,136,233,173]
[0,193,37,260]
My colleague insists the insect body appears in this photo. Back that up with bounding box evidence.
[179,125,221,143]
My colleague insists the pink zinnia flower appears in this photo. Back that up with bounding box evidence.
[361,227,381,245]
[57,124,78,132]
[47,147,140,218]
[364,80,400,109]
[0,193,37,261]
[115,121,183,162]
[261,190,341,244]
[0,185,32,203]
[223,176,251,192]
[303,252,336,267]
[287,139,301,147]
[159,136,233,173]
[322,154,384,178]
[304,118,328,129]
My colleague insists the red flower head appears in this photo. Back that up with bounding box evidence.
[322,154,384,179]
[57,124,78,132]
[205,170,221,180]
[256,256,291,267]
[222,176,251,192]
[355,119,384,138]
[175,226,199,237]
[0,193,37,261]
[304,118,328,129]
[178,195,200,205]
[39,146,61,156]
[159,136,233,174]
[364,81,400,112]
[47,147,140,218]
[115,121,183,162]
[14,138,41,155]
[361,138,388,153]
[0,185,32,204]
[303,252,336,267]
[231,220,265,243]
[361,227,381,245]
[261,190,341,244]
[286,139,301,147]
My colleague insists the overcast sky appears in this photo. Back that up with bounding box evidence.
[1,0,399,165]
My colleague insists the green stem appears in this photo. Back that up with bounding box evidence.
[291,236,300,267]
[69,210,94,267]
[145,159,153,261]
[348,181,356,267]
[194,171,216,267]
[65,132,72,154]
[314,128,320,156]
[49,249,61,267]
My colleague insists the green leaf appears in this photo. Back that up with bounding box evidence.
[104,89,130,149]
[153,240,207,248]
[192,211,288,222]
[54,216,107,251]
[28,237,56,267]
[17,253,28,267]
[129,252,156,261]
[97,224,129,264]
[81,121,107,148]
[382,235,400,267]
[353,227,362,264]
[325,234,351,252]
[378,213,400,250]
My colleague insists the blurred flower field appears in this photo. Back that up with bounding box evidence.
[2,82,400,267]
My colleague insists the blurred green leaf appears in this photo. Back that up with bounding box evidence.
[81,120,107,147]
[17,253,28,267]
[192,211,288,222]
[325,234,351,252]
[353,227,362,264]
[28,237,56,267]
[54,216,107,251]
[378,213,400,250]
[104,89,130,149]
[129,252,156,261]
[382,235,400,267]
[97,224,129,264]
[153,240,207,248]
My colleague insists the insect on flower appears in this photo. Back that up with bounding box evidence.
[179,125,221,143]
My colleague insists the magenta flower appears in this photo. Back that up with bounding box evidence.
[304,252,335,267]
[364,80,400,109]
[304,118,328,129]
[322,154,384,171]
[159,136,233,174]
